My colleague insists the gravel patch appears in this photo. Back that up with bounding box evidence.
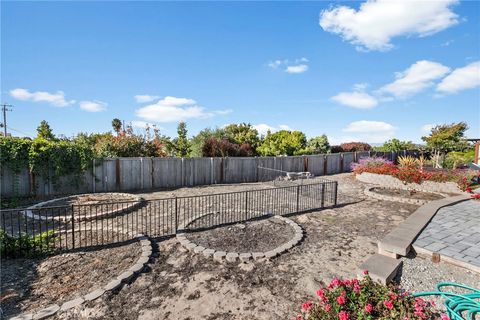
[395,254,480,309]
[371,187,444,201]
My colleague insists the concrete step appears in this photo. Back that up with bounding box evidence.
[358,254,402,285]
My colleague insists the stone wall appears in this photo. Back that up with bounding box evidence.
[356,172,463,194]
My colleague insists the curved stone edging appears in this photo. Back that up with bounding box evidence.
[22,193,144,222]
[9,234,154,320]
[364,187,445,205]
[177,215,303,262]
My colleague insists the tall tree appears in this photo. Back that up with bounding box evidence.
[36,120,56,141]
[375,139,414,152]
[111,118,122,136]
[422,122,469,168]
[257,130,307,156]
[174,121,190,157]
[306,134,330,154]
[223,123,260,149]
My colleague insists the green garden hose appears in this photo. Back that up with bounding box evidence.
[412,282,480,320]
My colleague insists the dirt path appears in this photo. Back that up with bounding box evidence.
[54,173,421,320]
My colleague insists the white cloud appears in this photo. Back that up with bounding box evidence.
[421,124,435,134]
[436,61,480,94]
[253,124,292,136]
[267,58,309,74]
[331,91,378,109]
[319,0,459,51]
[340,120,397,143]
[134,95,160,103]
[285,64,309,74]
[9,88,75,107]
[79,100,107,112]
[135,96,229,123]
[379,60,451,98]
[131,120,149,129]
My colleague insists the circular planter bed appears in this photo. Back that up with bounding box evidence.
[365,187,445,205]
[1,234,149,319]
[177,215,303,262]
[23,193,144,222]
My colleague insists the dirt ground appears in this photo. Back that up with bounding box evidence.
[47,173,425,320]
[186,217,295,253]
[371,187,444,201]
[1,239,141,318]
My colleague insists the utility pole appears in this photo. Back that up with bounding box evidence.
[1,103,13,136]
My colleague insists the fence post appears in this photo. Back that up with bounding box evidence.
[333,182,338,206]
[174,197,178,232]
[296,185,300,213]
[244,191,248,221]
[71,204,75,250]
[92,159,96,193]
[320,183,325,208]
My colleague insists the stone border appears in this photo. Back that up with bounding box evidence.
[10,234,154,320]
[364,187,446,206]
[177,215,303,262]
[412,244,480,274]
[22,193,144,222]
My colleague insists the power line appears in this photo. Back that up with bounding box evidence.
[1,103,14,136]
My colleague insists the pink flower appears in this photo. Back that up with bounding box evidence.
[337,295,346,305]
[316,289,325,299]
[301,301,313,312]
[338,311,349,320]
[296,316,303,320]
[440,314,450,320]
[389,292,398,301]
[383,300,394,310]
[353,283,361,293]
[364,304,373,313]
[324,304,331,312]
[363,270,369,275]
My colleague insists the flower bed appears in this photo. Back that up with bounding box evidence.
[297,271,447,320]
[352,157,479,194]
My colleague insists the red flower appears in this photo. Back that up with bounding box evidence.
[301,301,313,312]
[337,295,346,305]
[383,300,394,310]
[440,314,450,320]
[363,270,369,275]
[353,283,361,293]
[389,292,398,301]
[338,311,349,320]
[364,304,373,313]
[324,304,331,312]
[316,289,325,299]
[296,315,303,320]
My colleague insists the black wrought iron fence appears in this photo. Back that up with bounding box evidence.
[0,180,337,257]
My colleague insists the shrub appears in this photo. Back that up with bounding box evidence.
[340,142,372,152]
[351,157,394,173]
[443,150,475,169]
[330,145,344,153]
[297,271,442,320]
[202,137,254,157]
[398,156,420,168]
[0,230,57,258]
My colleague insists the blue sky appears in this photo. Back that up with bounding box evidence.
[2,0,479,144]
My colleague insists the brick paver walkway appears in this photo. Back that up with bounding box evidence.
[414,200,480,268]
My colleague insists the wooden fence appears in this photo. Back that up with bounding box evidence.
[0,150,417,197]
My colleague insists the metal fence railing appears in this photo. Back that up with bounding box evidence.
[0,180,337,257]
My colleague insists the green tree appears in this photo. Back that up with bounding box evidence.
[111,118,122,136]
[375,139,414,152]
[190,127,226,157]
[257,130,307,156]
[173,121,190,157]
[422,122,469,168]
[223,123,260,149]
[306,134,330,154]
[36,120,56,141]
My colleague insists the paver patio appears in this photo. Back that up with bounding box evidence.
[413,200,480,268]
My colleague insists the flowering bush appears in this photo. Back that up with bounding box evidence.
[297,271,445,320]
[352,156,480,190]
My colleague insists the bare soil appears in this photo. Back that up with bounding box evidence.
[371,187,444,201]
[1,238,141,318]
[186,217,294,252]
[53,173,425,320]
